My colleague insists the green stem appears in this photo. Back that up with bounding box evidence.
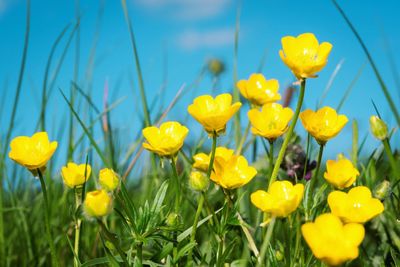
[37,169,59,267]
[269,80,306,186]
[306,144,324,220]
[383,138,399,180]
[257,217,276,267]
[187,193,205,263]
[170,157,181,214]
[74,187,83,267]
[137,242,143,266]
[188,133,218,263]
[207,133,218,178]
[97,219,129,266]
[236,121,251,155]
[262,141,274,237]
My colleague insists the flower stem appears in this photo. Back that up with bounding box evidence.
[187,193,205,263]
[382,138,400,180]
[137,242,143,265]
[74,187,83,267]
[188,132,218,263]
[257,217,276,267]
[37,169,59,267]
[262,141,274,237]
[170,156,181,214]
[236,121,251,155]
[269,80,306,186]
[305,144,324,220]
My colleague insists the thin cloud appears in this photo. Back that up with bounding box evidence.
[177,27,235,50]
[134,0,231,21]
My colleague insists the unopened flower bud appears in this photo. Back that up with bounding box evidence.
[99,168,119,191]
[369,116,388,141]
[189,171,209,192]
[374,180,390,200]
[166,212,180,227]
[207,59,225,77]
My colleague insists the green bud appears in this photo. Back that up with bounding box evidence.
[189,171,209,192]
[207,59,225,77]
[275,250,284,261]
[374,180,391,200]
[166,212,180,227]
[369,116,388,141]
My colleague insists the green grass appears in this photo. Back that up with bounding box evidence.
[0,1,400,266]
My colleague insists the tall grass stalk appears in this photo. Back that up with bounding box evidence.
[269,80,306,186]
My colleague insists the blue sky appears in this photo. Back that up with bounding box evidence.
[0,0,399,166]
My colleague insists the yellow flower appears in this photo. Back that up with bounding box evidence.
[248,103,294,142]
[328,186,384,224]
[237,74,281,106]
[142,121,189,157]
[301,213,365,266]
[84,190,112,217]
[61,163,92,188]
[211,155,256,189]
[251,181,304,217]
[99,168,119,191]
[193,147,234,172]
[187,93,241,135]
[324,155,359,189]
[8,132,58,174]
[279,33,332,79]
[189,171,209,192]
[300,106,348,145]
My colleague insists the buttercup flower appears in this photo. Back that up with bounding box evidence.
[189,171,209,192]
[211,155,257,189]
[99,168,119,191]
[328,186,384,223]
[187,93,241,135]
[193,147,234,172]
[248,103,294,142]
[9,132,58,174]
[61,163,92,188]
[324,155,359,189]
[369,115,388,141]
[302,213,365,266]
[279,33,332,79]
[237,74,281,106]
[84,190,112,217]
[251,181,304,217]
[142,121,189,157]
[300,106,348,145]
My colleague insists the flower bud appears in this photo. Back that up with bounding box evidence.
[369,116,388,141]
[99,168,119,191]
[189,171,209,192]
[207,59,225,77]
[166,212,180,227]
[84,190,112,218]
[374,180,391,200]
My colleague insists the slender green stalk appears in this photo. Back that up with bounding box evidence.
[187,193,205,263]
[137,242,143,265]
[188,133,218,262]
[170,157,181,214]
[207,133,218,179]
[0,2,30,262]
[382,139,399,180]
[37,169,59,267]
[269,80,306,186]
[74,187,83,267]
[262,141,274,237]
[306,144,324,220]
[257,217,276,267]
[97,219,128,266]
[331,0,400,127]
[236,121,251,155]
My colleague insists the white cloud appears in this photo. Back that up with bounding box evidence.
[177,27,235,50]
[134,0,231,20]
